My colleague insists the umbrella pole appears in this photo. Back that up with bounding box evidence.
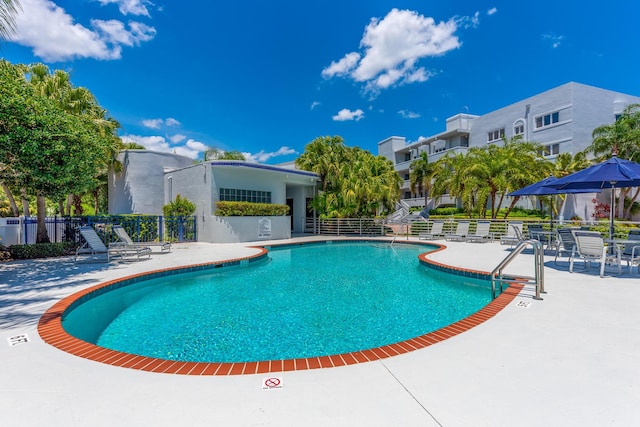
[610,186,615,239]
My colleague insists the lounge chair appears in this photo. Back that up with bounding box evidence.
[418,221,445,240]
[554,227,578,264]
[500,222,523,246]
[76,226,123,262]
[445,221,469,242]
[466,221,492,243]
[113,225,171,253]
[570,230,621,277]
[618,229,640,274]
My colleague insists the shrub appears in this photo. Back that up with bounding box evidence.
[162,194,196,217]
[8,242,76,259]
[215,201,290,216]
[429,207,463,216]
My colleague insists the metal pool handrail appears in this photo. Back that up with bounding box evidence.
[491,239,545,300]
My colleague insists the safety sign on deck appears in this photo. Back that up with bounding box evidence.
[262,377,283,390]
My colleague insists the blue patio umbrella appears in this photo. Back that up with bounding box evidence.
[509,176,601,226]
[549,156,640,238]
[508,176,600,197]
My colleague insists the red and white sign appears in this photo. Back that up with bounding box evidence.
[262,377,283,390]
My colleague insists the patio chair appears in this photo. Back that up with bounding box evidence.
[418,221,445,240]
[76,226,123,262]
[554,227,578,265]
[113,225,171,253]
[570,230,621,277]
[500,222,524,246]
[618,229,640,274]
[445,221,470,242]
[466,221,492,243]
[527,223,554,248]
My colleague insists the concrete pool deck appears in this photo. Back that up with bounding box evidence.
[1,236,639,426]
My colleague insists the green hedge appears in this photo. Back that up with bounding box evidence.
[8,242,76,259]
[215,201,290,216]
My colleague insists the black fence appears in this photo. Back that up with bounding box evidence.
[15,215,197,245]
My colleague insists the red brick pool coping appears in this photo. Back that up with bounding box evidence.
[38,242,524,376]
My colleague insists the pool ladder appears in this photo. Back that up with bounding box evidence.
[390,221,410,245]
[491,239,545,300]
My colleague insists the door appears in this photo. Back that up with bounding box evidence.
[286,198,294,230]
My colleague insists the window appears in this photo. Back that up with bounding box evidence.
[514,120,525,136]
[539,143,560,157]
[403,173,410,180]
[535,111,560,129]
[404,152,411,161]
[487,128,505,143]
[219,188,271,203]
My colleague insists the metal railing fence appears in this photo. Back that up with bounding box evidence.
[2,215,197,245]
[303,217,640,240]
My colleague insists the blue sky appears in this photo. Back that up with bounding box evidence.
[3,0,640,163]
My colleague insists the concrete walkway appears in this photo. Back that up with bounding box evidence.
[1,237,639,426]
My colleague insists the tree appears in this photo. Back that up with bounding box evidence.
[430,138,549,218]
[0,60,116,242]
[0,0,20,41]
[27,63,123,216]
[587,104,640,161]
[583,104,640,219]
[296,136,346,193]
[204,147,246,161]
[296,136,400,217]
[409,152,434,211]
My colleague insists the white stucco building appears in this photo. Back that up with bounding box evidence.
[109,150,319,243]
[378,82,640,210]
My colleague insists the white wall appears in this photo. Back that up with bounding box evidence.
[109,150,193,215]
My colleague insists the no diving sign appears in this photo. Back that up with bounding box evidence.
[262,377,283,390]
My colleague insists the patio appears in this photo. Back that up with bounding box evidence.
[1,238,639,426]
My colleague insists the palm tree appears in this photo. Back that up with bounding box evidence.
[430,151,471,213]
[0,0,20,41]
[584,104,640,218]
[296,136,346,193]
[587,104,640,161]
[409,152,434,212]
[431,138,549,218]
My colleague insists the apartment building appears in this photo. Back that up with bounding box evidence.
[378,82,640,208]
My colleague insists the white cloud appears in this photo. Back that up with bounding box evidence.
[174,139,208,158]
[321,52,361,78]
[142,118,163,129]
[322,9,476,94]
[122,134,208,159]
[11,0,155,62]
[169,134,187,143]
[243,146,298,163]
[458,11,480,29]
[354,9,459,82]
[142,117,181,129]
[96,0,152,17]
[487,7,498,16]
[310,101,321,110]
[398,110,421,119]
[542,32,564,49]
[332,108,364,121]
[122,134,168,151]
[165,117,181,127]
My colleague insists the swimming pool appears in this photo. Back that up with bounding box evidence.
[60,242,491,363]
[39,240,522,375]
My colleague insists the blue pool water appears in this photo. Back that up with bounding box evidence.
[62,242,492,363]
